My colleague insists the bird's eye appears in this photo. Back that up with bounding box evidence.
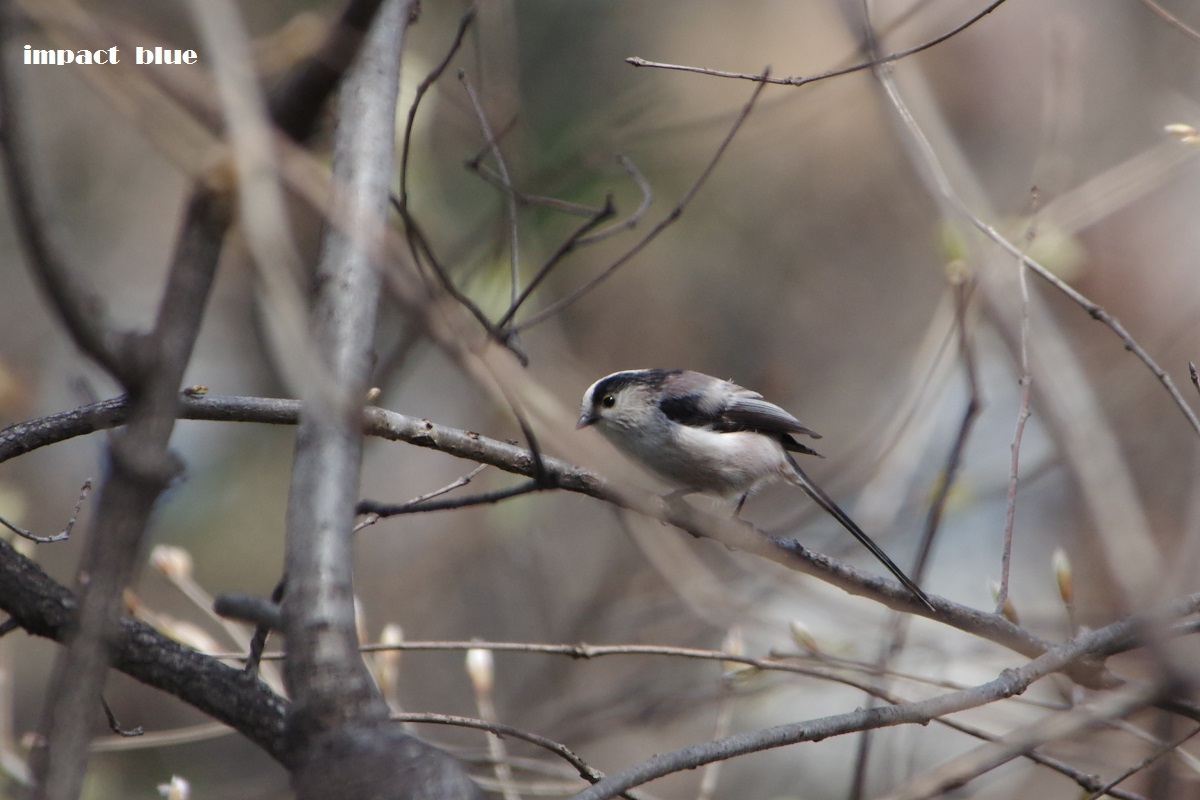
[601,394,616,408]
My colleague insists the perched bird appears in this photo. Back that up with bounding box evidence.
[577,368,934,611]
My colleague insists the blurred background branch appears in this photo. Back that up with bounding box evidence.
[1,0,1200,798]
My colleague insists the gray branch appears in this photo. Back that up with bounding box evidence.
[277,0,482,796]
[0,392,1128,686]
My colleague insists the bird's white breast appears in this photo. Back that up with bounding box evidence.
[602,419,792,499]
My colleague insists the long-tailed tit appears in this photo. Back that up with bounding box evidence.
[577,368,933,611]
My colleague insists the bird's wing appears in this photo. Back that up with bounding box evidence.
[658,372,823,456]
[721,386,822,440]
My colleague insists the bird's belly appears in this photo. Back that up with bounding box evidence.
[627,428,790,498]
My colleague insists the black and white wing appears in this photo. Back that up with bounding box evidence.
[658,371,823,457]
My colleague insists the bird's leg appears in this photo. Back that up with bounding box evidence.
[661,489,696,529]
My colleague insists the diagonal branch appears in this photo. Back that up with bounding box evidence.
[567,595,1200,800]
[0,392,1131,679]
[0,535,289,762]
[511,67,771,333]
[625,0,1009,88]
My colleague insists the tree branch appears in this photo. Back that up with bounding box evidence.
[28,184,230,800]
[0,392,1135,682]
[568,595,1200,800]
[0,4,134,382]
[276,0,481,795]
[0,536,289,760]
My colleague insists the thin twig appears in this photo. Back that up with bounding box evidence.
[200,622,1200,800]
[877,65,1200,440]
[392,199,513,356]
[459,70,521,310]
[882,683,1162,800]
[1083,722,1200,800]
[576,155,653,245]
[918,277,980,582]
[404,464,490,507]
[997,192,1038,613]
[497,197,616,328]
[513,68,773,333]
[1137,0,1200,44]
[568,597,1200,800]
[393,712,635,798]
[397,4,476,208]
[625,0,1009,89]
[389,4,514,358]
[0,480,91,544]
[244,576,286,679]
[358,480,544,516]
[100,697,143,738]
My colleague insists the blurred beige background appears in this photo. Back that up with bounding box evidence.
[2,0,1200,797]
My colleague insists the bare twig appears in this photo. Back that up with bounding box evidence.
[576,155,653,245]
[375,639,1148,800]
[398,4,476,209]
[395,712,634,798]
[513,68,772,333]
[469,154,651,244]
[1084,722,1200,800]
[871,43,1176,607]
[917,277,980,582]
[0,481,90,544]
[997,194,1038,612]
[390,6,509,352]
[244,577,286,679]
[392,199,510,354]
[100,698,143,738]
[567,596,1200,800]
[397,464,489,507]
[496,197,616,328]
[358,480,544,516]
[882,683,1162,800]
[1137,0,1200,44]
[625,0,1009,89]
[879,73,1200,440]
[459,70,522,310]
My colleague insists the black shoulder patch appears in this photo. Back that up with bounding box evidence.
[658,392,713,426]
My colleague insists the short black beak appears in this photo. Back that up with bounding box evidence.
[576,412,596,430]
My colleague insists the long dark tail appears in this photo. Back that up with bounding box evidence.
[786,456,935,612]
